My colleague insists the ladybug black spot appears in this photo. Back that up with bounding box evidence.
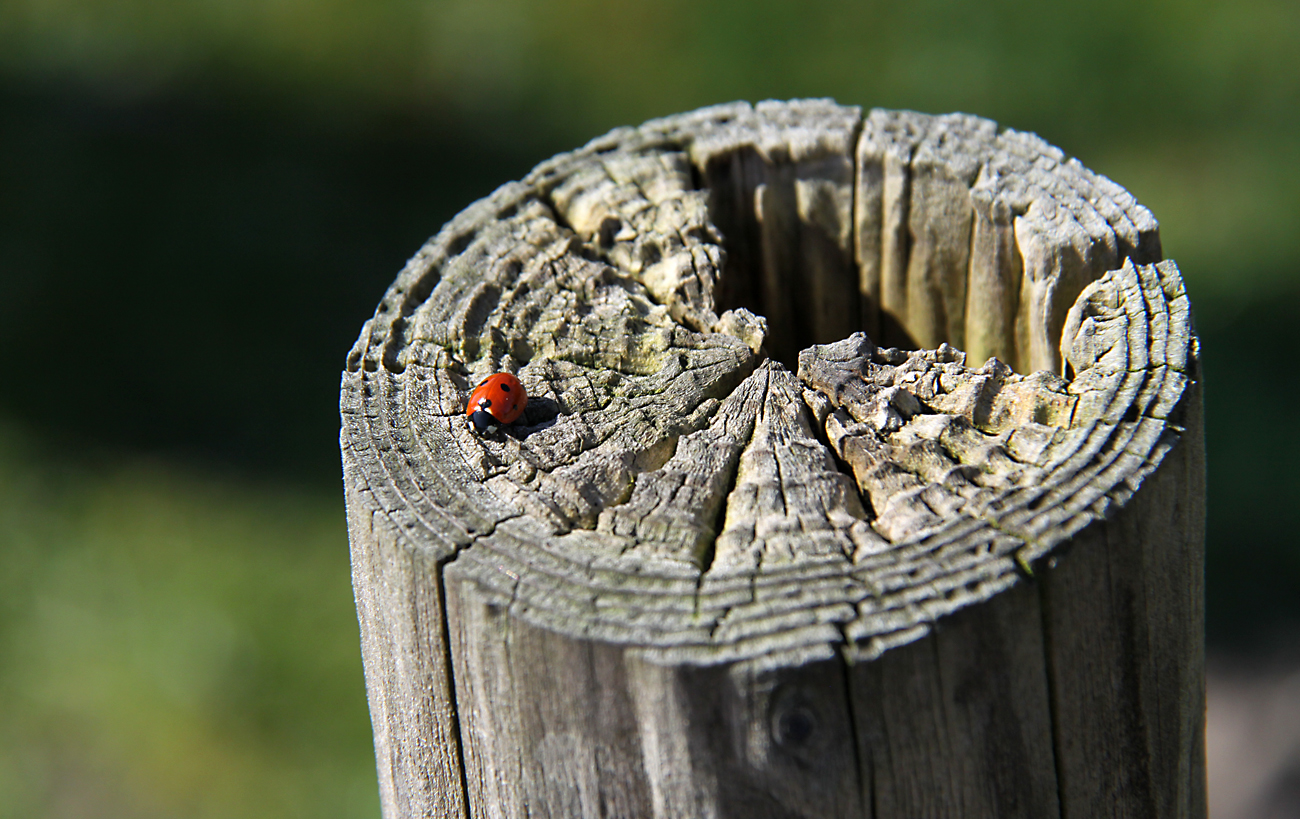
[500,383,511,392]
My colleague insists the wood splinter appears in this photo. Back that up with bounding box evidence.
[342,100,1204,819]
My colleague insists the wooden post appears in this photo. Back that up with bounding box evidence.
[341,100,1204,819]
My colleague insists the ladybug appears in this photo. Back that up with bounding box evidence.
[466,372,527,435]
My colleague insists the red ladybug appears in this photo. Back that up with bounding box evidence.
[466,372,527,434]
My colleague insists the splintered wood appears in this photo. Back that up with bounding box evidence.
[342,101,1203,819]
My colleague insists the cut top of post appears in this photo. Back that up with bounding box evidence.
[341,100,1195,670]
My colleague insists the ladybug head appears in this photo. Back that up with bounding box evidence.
[469,408,499,435]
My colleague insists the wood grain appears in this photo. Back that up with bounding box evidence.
[342,101,1203,818]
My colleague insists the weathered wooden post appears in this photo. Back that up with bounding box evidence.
[341,100,1204,818]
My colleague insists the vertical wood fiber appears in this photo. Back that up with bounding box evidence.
[1040,381,1205,818]
[444,567,655,819]
[849,578,1061,818]
[344,474,469,819]
[964,186,1022,369]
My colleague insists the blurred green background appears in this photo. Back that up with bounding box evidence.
[1,0,1296,815]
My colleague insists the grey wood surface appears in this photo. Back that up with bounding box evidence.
[341,100,1203,818]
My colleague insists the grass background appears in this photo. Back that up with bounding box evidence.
[1,0,1297,814]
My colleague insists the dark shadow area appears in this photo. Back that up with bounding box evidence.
[0,79,553,487]
[704,147,892,368]
[517,395,562,434]
[1199,288,1300,653]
